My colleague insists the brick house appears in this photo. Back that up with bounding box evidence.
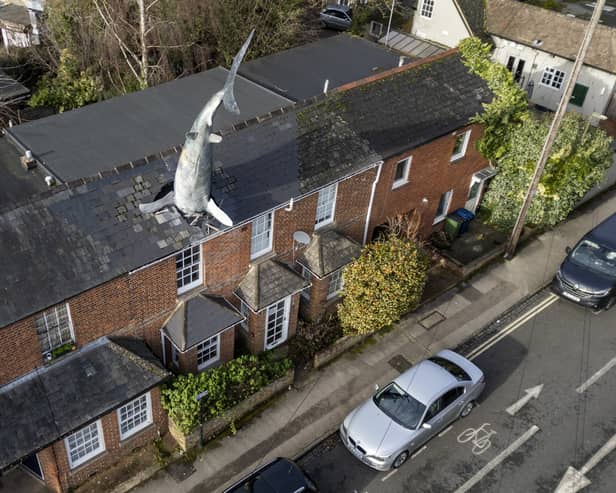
[0,49,492,492]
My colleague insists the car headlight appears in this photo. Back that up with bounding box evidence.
[593,288,611,296]
[364,455,387,464]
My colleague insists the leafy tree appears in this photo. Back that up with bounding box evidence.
[338,236,429,336]
[483,112,613,230]
[29,49,102,112]
[459,37,530,161]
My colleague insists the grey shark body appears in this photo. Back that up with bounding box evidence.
[139,30,254,227]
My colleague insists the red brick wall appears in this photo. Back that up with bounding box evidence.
[0,317,44,385]
[245,294,300,354]
[41,386,167,493]
[369,124,488,240]
[202,226,251,293]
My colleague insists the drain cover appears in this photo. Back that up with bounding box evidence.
[389,354,412,373]
[167,460,196,483]
[419,311,445,329]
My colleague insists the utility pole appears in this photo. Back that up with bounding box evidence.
[504,0,606,259]
[384,0,396,48]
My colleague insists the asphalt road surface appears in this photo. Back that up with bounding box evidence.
[299,290,616,492]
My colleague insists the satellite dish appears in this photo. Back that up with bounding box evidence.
[293,231,310,245]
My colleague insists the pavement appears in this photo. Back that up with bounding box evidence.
[128,186,616,493]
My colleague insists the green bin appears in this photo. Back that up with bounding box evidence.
[444,214,463,239]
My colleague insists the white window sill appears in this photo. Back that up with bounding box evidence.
[392,180,409,190]
[250,248,273,261]
[450,153,465,163]
[120,420,153,442]
[315,219,333,230]
[177,280,202,296]
[69,449,106,471]
[198,356,219,372]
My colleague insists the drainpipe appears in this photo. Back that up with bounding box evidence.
[160,330,166,367]
[362,160,384,245]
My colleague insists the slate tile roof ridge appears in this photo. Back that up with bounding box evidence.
[333,48,460,95]
[107,338,169,379]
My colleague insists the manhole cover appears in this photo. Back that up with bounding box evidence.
[389,354,412,373]
[419,311,446,329]
[167,460,196,483]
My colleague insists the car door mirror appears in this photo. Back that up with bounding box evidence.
[422,422,432,430]
[374,383,380,392]
[565,246,572,254]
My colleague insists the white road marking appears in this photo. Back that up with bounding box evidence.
[468,294,558,360]
[411,446,427,459]
[555,433,616,493]
[455,425,540,493]
[506,384,544,416]
[576,356,616,393]
[381,469,398,482]
[438,425,453,437]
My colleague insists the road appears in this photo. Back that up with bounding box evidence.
[298,291,616,492]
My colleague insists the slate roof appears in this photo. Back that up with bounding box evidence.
[163,294,244,351]
[486,0,616,74]
[238,34,405,102]
[0,337,169,469]
[454,0,486,38]
[235,260,309,312]
[331,52,491,159]
[0,50,489,329]
[0,69,29,101]
[5,67,291,182]
[297,230,362,278]
[0,135,47,209]
[0,3,29,28]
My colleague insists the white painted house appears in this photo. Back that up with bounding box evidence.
[487,0,616,118]
[411,0,484,48]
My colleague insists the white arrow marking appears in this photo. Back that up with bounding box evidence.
[576,356,616,393]
[455,425,540,493]
[506,384,544,415]
[554,433,616,493]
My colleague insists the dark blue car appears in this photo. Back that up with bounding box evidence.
[552,212,616,312]
[223,458,318,493]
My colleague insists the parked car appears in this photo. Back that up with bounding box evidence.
[223,457,318,493]
[340,349,485,471]
[320,4,353,30]
[551,212,616,312]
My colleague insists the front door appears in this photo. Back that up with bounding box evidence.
[264,297,290,350]
[465,176,484,213]
[21,453,44,481]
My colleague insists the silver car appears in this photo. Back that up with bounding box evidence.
[319,5,353,30]
[340,349,485,471]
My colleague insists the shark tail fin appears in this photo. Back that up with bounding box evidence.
[222,29,255,115]
[206,197,233,227]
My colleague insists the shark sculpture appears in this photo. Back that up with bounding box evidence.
[139,30,255,227]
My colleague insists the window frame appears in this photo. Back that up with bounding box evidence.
[250,211,274,260]
[315,183,338,229]
[117,392,153,441]
[300,266,312,301]
[433,189,453,224]
[540,67,566,90]
[65,420,106,469]
[35,303,75,355]
[264,297,290,350]
[450,130,471,162]
[175,245,202,294]
[196,333,220,370]
[392,157,412,189]
[420,0,434,18]
[327,269,344,300]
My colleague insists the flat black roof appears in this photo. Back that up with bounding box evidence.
[5,67,291,182]
[238,33,406,102]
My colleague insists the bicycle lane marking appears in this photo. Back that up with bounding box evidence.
[454,425,540,493]
[457,423,497,456]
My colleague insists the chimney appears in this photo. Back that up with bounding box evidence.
[20,149,36,170]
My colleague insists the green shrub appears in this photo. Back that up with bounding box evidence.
[338,236,429,335]
[289,316,343,365]
[161,353,292,434]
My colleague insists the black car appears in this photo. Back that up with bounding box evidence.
[223,458,318,493]
[552,212,616,312]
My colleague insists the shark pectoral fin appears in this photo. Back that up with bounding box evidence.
[208,133,223,144]
[206,198,233,227]
[139,191,175,214]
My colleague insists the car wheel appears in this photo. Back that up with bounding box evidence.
[392,451,409,469]
[460,401,474,418]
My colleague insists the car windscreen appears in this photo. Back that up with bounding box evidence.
[373,382,426,430]
[428,356,471,381]
[571,239,616,277]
